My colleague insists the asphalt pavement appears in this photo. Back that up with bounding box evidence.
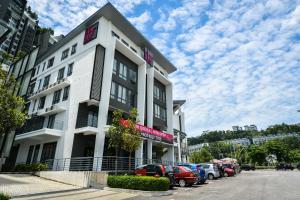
[128,170,300,200]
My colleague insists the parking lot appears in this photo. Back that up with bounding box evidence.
[129,170,300,200]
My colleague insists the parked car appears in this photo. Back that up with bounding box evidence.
[241,164,255,171]
[134,164,176,188]
[276,163,294,170]
[223,167,235,177]
[173,166,198,187]
[200,163,221,180]
[177,163,206,184]
[297,162,300,170]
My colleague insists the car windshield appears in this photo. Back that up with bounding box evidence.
[165,165,173,172]
[182,166,193,172]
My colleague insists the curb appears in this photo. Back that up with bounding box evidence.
[103,187,173,197]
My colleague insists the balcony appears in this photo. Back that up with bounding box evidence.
[37,104,66,117]
[15,121,64,141]
[29,77,70,100]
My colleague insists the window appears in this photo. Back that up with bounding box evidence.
[43,75,50,88]
[37,79,42,90]
[130,47,137,53]
[57,67,65,81]
[117,85,127,104]
[47,114,56,129]
[42,62,46,71]
[47,57,54,68]
[26,145,34,164]
[62,86,70,101]
[119,62,127,80]
[67,63,73,76]
[71,44,77,55]
[154,85,159,100]
[61,48,69,60]
[110,82,116,99]
[32,145,40,163]
[129,69,137,83]
[88,111,98,127]
[113,59,117,75]
[154,104,166,121]
[36,65,40,76]
[127,89,135,106]
[32,99,37,112]
[52,89,62,105]
[121,39,129,46]
[38,96,46,109]
[154,84,166,103]
[111,31,120,39]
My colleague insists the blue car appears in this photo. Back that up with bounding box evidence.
[177,163,206,184]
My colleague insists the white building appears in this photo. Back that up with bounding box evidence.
[7,3,188,171]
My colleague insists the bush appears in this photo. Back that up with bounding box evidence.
[0,193,10,200]
[255,166,276,170]
[107,175,170,191]
[15,163,48,172]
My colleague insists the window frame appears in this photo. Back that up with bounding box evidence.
[62,86,70,101]
[67,63,73,76]
[47,57,55,68]
[57,67,65,81]
[71,44,77,55]
[61,48,69,61]
[52,89,62,105]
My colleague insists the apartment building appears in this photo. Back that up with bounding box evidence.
[7,3,184,170]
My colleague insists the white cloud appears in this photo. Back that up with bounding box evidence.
[128,11,152,31]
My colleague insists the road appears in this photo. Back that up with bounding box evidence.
[129,170,300,200]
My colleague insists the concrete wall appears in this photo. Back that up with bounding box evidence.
[35,171,108,189]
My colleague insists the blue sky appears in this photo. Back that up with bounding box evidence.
[28,0,300,136]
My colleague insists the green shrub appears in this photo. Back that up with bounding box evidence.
[0,193,10,200]
[15,163,48,172]
[255,166,276,170]
[107,175,170,191]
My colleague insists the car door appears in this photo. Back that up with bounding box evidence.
[146,165,156,176]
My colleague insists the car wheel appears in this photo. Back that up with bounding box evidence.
[179,179,186,187]
[208,174,214,180]
[224,172,228,177]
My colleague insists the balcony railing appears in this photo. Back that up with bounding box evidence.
[29,77,70,100]
[16,120,64,135]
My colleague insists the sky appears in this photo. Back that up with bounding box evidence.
[28,0,300,137]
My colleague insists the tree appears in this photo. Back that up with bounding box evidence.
[189,148,213,163]
[247,145,267,165]
[154,142,168,161]
[107,109,124,172]
[0,69,26,154]
[121,108,141,171]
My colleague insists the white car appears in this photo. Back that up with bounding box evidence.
[201,163,221,180]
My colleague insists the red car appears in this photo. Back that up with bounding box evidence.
[173,166,198,187]
[223,167,235,177]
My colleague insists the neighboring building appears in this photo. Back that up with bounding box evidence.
[244,124,257,131]
[8,3,179,171]
[188,143,209,155]
[226,138,251,147]
[252,133,300,145]
[173,100,188,163]
[232,126,242,132]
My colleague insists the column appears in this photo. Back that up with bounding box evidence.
[177,133,182,163]
[165,84,174,163]
[135,141,143,167]
[147,140,152,163]
[146,67,154,163]
[93,36,116,171]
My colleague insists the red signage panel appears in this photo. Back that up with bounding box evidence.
[84,22,99,44]
[144,47,153,65]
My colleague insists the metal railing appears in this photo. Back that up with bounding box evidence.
[40,156,178,172]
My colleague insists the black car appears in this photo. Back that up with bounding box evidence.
[241,164,255,171]
[276,163,294,170]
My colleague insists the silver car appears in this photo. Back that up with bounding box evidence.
[201,163,221,180]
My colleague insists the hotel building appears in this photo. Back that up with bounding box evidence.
[7,3,188,170]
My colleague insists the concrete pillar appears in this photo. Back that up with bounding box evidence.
[135,141,143,167]
[177,134,182,163]
[93,33,116,171]
[166,84,173,134]
[137,62,146,124]
[146,67,154,128]
[147,140,152,162]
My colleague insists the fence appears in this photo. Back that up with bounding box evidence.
[42,156,177,172]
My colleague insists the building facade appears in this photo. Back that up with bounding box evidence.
[8,3,183,171]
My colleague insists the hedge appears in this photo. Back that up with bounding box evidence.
[255,166,276,170]
[15,163,48,172]
[107,175,170,191]
[0,193,10,200]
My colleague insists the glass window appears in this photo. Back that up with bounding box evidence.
[32,99,37,112]
[67,63,73,76]
[71,44,77,55]
[37,79,42,90]
[43,75,50,88]
[117,85,127,104]
[154,104,167,121]
[113,59,117,75]
[119,62,127,80]
[38,96,46,109]
[88,111,98,127]
[47,57,55,68]
[52,89,62,105]
[57,67,65,81]
[42,62,46,71]
[62,86,70,101]
[61,48,69,60]
[47,114,56,129]
[129,69,137,83]
[36,65,40,76]
[110,82,116,99]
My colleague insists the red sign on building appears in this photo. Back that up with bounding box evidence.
[144,47,153,65]
[83,22,99,44]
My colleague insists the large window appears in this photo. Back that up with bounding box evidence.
[47,114,56,128]
[154,104,167,121]
[38,96,46,109]
[154,83,166,103]
[119,62,127,80]
[113,59,117,75]
[110,81,135,106]
[67,63,73,76]
[62,86,70,101]
[71,44,77,55]
[47,57,55,68]
[43,75,50,88]
[88,111,98,127]
[52,89,61,105]
[61,48,69,60]
[57,67,65,81]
